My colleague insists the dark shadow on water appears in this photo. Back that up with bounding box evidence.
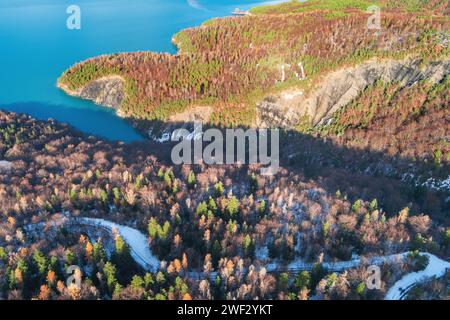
[2,101,144,143]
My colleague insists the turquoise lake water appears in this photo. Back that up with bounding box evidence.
[0,0,282,142]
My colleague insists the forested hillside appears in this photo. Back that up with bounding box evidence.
[58,0,449,127]
[0,109,449,300]
[2,0,449,301]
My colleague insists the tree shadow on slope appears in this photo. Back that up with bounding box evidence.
[130,118,449,221]
[1,108,447,221]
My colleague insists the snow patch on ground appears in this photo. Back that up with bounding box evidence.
[0,160,12,172]
[256,246,269,262]
[78,218,160,272]
[420,176,450,192]
[69,218,449,300]
[385,253,450,300]
[402,172,450,193]
[284,253,409,272]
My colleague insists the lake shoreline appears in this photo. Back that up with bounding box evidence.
[2,1,285,142]
[56,1,290,142]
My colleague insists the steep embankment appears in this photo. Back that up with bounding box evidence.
[58,75,125,111]
[58,57,450,132]
[258,57,450,128]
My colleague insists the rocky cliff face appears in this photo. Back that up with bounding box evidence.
[58,58,449,138]
[257,58,450,128]
[58,75,125,110]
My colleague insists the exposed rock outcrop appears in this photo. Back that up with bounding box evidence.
[58,75,125,110]
[58,58,449,137]
[257,58,450,128]
[169,106,213,123]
